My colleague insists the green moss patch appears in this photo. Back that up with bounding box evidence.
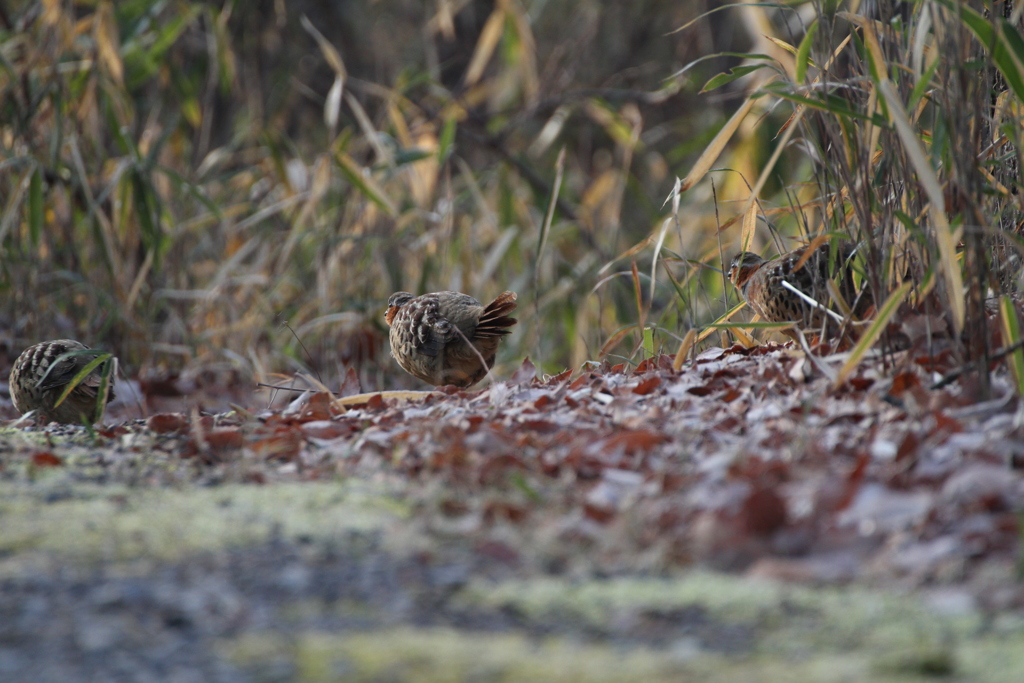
[0,480,408,570]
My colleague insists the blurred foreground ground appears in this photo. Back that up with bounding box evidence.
[2,346,1024,681]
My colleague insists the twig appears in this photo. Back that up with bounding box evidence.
[450,325,495,388]
[794,329,837,383]
[930,337,1024,390]
[780,280,845,323]
[257,382,316,393]
[281,320,323,385]
[255,382,435,405]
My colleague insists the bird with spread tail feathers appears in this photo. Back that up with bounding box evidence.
[9,339,117,424]
[728,243,868,339]
[385,291,518,387]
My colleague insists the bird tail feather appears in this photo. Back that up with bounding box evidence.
[476,291,518,337]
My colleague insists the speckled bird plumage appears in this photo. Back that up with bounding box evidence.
[9,339,116,424]
[728,244,865,338]
[385,291,518,387]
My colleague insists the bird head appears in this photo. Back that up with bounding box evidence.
[728,252,766,290]
[384,292,415,326]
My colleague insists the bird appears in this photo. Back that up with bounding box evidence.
[728,243,866,339]
[385,290,518,387]
[9,339,117,424]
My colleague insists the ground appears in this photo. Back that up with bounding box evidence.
[1,342,1023,682]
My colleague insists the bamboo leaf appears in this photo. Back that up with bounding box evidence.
[740,195,758,254]
[122,6,201,88]
[932,0,1024,102]
[598,231,658,275]
[673,329,697,371]
[643,326,655,359]
[598,326,633,359]
[301,14,347,78]
[695,301,749,344]
[680,95,760,192]
[764,36,798,57]
[877,78,964,331]
[94,2,124,86]
[48,353,114,414]
[702,64,773,92]
[1000,296,1024,395]
[334,151,398,217]
[907,50,941,110]
[759,84,891,127]
[465,5,506,85]
[795,19,819,83]
[835,281,912,386]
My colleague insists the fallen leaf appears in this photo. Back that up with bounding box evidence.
[512,357,538,384]
[146,413,189,434]
[338,367,362,397]
[632,376,661,395]
[742,487,788,536]
[31,452,62,468]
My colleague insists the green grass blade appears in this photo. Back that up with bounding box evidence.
[438,113,457,164]
[1000,296,1024,395]
[535,147,565,287]
[334,150,398,217]
[28,166,42,247]
[49,353,114,410]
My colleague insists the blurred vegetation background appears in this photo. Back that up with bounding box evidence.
[3,0,1023,397]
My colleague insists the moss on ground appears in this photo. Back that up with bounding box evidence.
[2,432,1023,681]
[218,617,1023,683]
[219,573,1024,683]
[0,479,408,571]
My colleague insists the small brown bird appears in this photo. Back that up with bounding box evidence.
[729,243,866,338]
[385,291,518,387]
[9,340,117,424]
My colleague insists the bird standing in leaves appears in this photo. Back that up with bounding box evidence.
[9,339,116,424]
[385,291,518,387]
[729,243,866,339]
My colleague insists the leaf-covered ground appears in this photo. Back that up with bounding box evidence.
[2,344,1024,681]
